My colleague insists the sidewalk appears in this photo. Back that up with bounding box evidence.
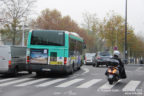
[126,63,144,66]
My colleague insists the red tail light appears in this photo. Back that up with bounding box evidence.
[97,56,101,59]
[8,60,12,68]
[85,56,87,61]
[27,56,30,63]
[64,57,67,64]
[108,68,117,74]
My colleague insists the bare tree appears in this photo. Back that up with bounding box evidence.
[0,0,36,45]
[82,12,105,52]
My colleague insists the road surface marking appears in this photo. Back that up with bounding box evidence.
[98,80,121,91]
[0,78,31,87]
[36,79,66,87]
[77,79,102,88]
[136,67,143,71]
[15,78,48,87]
[122,80,141,91]
[126,70,131,73]
[56,79,84,88]
[81,68,89,75]
[53,92,62,95]
[70,67,89,79]
[0,78,16,83]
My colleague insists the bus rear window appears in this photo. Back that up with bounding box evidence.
[31,30,65,46]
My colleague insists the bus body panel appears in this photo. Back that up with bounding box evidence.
[27,30,83,73]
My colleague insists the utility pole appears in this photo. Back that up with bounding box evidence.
[0,18,4,45]
[22,21,25,46]
[125,0,128,64]
[22,17,27,46]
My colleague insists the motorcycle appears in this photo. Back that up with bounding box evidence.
[105,59,120,85]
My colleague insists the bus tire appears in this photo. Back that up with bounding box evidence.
[28,71,32,74]
[12,67,18,76]
[36,72,42,77]
[77,66,81,70]
[70,64,74,74]
[96,63,99,67]
[77,63,81,70]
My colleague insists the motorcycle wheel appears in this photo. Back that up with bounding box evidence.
[109,80,113,85]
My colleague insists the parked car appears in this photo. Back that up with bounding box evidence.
[139,59,144,64]
[93,51,112,67]
[0,45,31,76]
[84,53,96,65]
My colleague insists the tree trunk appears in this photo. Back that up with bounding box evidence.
[12,29,16,45]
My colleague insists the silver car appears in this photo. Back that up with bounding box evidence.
[93,51,112,67]
[84,53,96,65]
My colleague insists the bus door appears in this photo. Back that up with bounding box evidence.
[49,50,64,65]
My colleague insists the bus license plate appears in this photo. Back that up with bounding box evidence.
[109,75,113,78]
[42,68,51,71]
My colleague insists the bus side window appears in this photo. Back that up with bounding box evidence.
[77,41,82,54]
[69,38,75,56]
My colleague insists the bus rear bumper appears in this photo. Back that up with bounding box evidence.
[27,64,72,73]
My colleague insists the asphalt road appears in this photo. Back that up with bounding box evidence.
[0,64,144,96]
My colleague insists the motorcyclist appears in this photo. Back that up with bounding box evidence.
[112,50,127,79]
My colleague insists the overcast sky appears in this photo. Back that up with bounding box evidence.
[34,0,144,34]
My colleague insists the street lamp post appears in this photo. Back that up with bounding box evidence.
[0,18,4,45]
[22,21,25,46]
[125,0,128,63]
[22,16,27,46]
[115,27,118,47]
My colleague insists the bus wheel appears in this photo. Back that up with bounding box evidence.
[77,67,81,70]
[36,72,42,77]
[12,67,18,76]
[96,63,99,67]
[70,64,74,74]
[28,71,32,74]
[77,64,81,70]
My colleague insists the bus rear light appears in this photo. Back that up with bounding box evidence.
[64,57,67,64]
[8,60,12,68]
[97,56,101,59]
[85,56,87,61]
[27,56,30,63]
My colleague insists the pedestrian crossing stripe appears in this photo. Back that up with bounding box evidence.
[97,80,121,91]
[15,78,48,87]
[0,78,142,92]
[36,79,66,87]
[0,78,16,83]
[122,80,141,91]
[0,78,32,87]
[56,79,84,88]
[77,79,102,88]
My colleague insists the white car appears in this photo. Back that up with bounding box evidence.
[84,53,96,65]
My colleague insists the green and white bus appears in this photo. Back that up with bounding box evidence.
[26,30,85,75]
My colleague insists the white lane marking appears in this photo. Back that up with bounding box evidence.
[15,78,48,87]
[56,79,84,88]
[81,67,89,75]
[0,78,31,87]
[53,92,62,95]
[36,79,66,87]
[136,67,143,71]
[70,67,90,79]
[126,70,131,73]
[0,78,16,83]
[64,90,77,95]
[122,80,141,91]
[98,80,121,91]
[77,79,102,88]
